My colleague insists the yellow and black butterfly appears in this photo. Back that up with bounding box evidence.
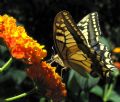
[53,10,118,77]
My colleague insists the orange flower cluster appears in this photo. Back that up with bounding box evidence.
[0,15,47,64]
[0,14,67,101]
[26,61,67,102]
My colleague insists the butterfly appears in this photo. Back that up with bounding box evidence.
[53,10,118,77]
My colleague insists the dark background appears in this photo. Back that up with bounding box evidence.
[0,0,120,102]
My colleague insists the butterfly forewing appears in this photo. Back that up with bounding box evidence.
[53,10,92,77]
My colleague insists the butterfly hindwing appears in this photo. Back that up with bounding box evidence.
[77,12,101,47]
[77,12,117,77]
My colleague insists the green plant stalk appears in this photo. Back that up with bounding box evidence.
[5,88,36,102]
[0,57,13,73]
[5,93,28,101]
[103,83,114,102]
[103,68,119,102]
[104,83,109,98]
[103,76,117,102]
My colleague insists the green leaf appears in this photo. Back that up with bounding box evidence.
[67,69,75,85]
[67,69,80,94]
[67,69,100,96]
[7,68,27,85]
[74,70,100,90]
[90,85,103,97]
[0,45,7,54]
[108,90,120,102]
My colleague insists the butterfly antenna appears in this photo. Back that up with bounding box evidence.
[46,46,56,64]
[52,46,56,55]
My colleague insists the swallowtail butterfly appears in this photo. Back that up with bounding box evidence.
[53,10,118,77]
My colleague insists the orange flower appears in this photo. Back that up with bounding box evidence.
[0,15,47,64]
[113,47,120,53]
[26,61,67,102]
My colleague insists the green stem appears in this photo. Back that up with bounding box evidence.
[104,83,109,98]
[103,77,117,102]
[0,57,13,73]
[103,83,114,102]
[5,88,35,102]
[5,93,27,101]
[103,67,119,102]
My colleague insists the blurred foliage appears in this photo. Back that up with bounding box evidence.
[0,0,120,102]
